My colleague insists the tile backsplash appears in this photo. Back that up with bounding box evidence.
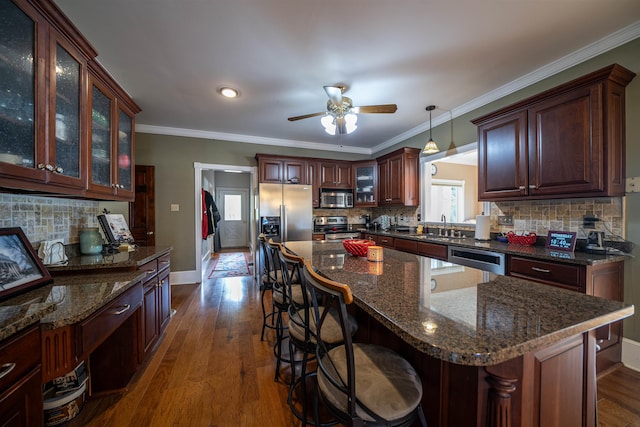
[0,194,100,246]
[491,197,623,239]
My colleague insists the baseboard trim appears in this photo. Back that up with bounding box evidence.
[622,338,640,372]
[170,270,199,285]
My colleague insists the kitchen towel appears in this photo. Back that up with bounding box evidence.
[475,215,491,241]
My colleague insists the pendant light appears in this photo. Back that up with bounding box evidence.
[423,105,439,154]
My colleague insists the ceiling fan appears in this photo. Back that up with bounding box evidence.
[287,86,397,135]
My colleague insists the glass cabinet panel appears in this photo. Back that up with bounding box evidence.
[90,84,112,187]
[355,163,376,204]
[53,43,81,178]
[0,0,36,168]
[117,108,133,192]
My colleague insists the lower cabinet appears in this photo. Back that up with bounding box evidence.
[140,254,172,362]
[508,255,624,373]
[0,325,43,426]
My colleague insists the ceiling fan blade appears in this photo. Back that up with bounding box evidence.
[353,104,398,114]
[323,86,343,106]
[335,116,347,134]
[287,111,326,121]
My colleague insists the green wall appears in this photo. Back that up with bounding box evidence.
[137,37,640,341]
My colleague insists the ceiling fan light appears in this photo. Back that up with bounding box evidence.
[345,113,358,134]
[423,138,439,154]
[321,114,336,135]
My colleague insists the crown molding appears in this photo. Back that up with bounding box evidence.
[135,124,372,155]
[372,20,640,154]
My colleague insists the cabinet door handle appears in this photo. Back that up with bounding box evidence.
[518,186,526,190]
[113,304,131,315]
[0,362,16,380]
[529,184,537,189]
[531,267,551,273]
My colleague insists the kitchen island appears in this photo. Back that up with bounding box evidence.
[285,240,634,427]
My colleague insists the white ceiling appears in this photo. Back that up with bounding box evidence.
[55,0,640,155]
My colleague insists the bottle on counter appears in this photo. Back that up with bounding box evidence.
[79,227,103,255]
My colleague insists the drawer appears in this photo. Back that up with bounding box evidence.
[394,238,418,254]
[157,254,171,273]
[312,233,325,241]
[139,259,158,283]
[417,242,448,260]
[0,324,40,392]
[78,283,143,356]
[377,236,395,248]
[509,256,583,289]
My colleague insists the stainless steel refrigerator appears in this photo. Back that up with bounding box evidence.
[259,183,313,242]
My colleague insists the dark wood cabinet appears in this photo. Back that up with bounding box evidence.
[417,241,448,260]
[507,255,624,373]
[473,64,635,201]
[87,62,140,201]
[0,325,42,427]
[256,154,308,184]
[377,147,420,206]
[139,254,172,361]
[353,160,378,206]
[0,0,139,200]
[317,160,352,189]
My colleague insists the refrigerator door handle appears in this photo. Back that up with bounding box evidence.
[281,204,286,241]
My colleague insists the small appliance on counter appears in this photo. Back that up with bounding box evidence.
[585,231,606,254]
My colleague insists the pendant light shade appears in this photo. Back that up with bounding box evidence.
[423,105,439,154]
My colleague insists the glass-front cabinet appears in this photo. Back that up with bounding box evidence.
[353,160,378,207]
[115,105,135,199]
[0,0,139,199]
[87,63,138,200]
[0,0,46,182]
[46,31,87,189]
[0,0,90,193]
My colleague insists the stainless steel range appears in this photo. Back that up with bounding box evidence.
[314,216,361,240]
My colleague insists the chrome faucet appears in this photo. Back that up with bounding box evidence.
[440,214,447,236]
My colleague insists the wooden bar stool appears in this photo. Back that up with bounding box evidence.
[302,260,427,427]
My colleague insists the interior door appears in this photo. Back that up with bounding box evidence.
[129,165,155,246]
[216,188,249,248]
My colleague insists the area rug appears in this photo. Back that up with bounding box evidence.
[207,252,252,279]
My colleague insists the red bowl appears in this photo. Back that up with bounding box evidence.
[506,232,537,246]
[342,239,376,257]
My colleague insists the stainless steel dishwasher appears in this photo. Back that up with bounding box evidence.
[447,246,506,275]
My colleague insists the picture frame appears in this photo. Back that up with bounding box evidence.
[545,230,577,252]
[0,227,52,301]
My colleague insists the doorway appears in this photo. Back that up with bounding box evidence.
[193,162,257,283]
[216,187,249,248]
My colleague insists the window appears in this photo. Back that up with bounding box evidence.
[223,194,242,220]
[428,179,464,223]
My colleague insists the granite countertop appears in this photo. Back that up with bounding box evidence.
[284,240,634,366]
[0,246,172,341]
[47,246,173,273]
[359,229,627,266]
[0,270,146,339]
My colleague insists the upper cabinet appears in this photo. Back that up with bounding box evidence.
[256,154,309,184]
[377,147,420,206]
[87,63,140,200]
[0,0,139,200]
[316,160,352,189]
[473,64,635,201]
[353,160,378,207]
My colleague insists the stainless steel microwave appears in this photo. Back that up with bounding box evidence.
[320,189,354,208]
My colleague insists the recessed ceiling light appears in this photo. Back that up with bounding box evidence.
[219,87,239,98]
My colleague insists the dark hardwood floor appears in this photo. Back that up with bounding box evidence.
[68,251,639,426]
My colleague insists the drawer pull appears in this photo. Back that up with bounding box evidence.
[0,363,16,380]
[531,267,551,273]
[146,269,157,276]
[113,304,131,315]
